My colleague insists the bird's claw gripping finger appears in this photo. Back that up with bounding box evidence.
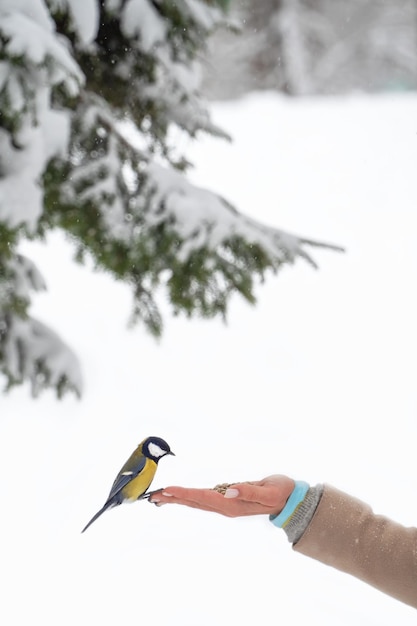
[143,488,164,501]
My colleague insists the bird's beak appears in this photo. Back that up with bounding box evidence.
[169,451,175,456]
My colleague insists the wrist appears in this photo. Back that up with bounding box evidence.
[269,479,296,517]
[269,481,310,528]
[283,484,324,543]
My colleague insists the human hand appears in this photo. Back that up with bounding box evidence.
[149,475,295,518]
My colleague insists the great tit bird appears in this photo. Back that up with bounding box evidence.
[81,436,174,533]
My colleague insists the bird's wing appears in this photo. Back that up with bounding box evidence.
[106,455,147,501]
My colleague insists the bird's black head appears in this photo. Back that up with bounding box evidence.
[142,436,174,462]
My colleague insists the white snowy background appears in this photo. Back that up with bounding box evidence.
[1,91,416,625]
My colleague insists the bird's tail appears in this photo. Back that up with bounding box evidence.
[81,500,115,533]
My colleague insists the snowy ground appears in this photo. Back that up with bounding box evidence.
[1,92,416,625]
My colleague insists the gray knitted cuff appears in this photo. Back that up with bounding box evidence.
[283,484,324,544]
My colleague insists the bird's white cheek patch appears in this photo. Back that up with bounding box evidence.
[148,443,165,458]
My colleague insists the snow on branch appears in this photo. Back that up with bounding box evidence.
[144,162,344,267]
[0,251,82,397]
[1,314,82,398]
[0,2,81,231]
[7,253,46,296]
[0,107,71,230]
[47,0,99,46]
[0,253,46,317]
[0,10,83,102]
[115,0,230,140]
[50,115,343,336]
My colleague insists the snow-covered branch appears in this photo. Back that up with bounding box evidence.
[144,163,343,266]
[0,0,343,397]
[1,315,82,398]
[0,252,82,397]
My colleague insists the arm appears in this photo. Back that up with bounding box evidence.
[150,477,417,609]
[294,484,417,609]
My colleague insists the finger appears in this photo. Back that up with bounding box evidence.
[158,497,230,515]
[150,492,237,516]
[149,487,254,516]
[228,482,276,507]
[151,490,274,517]
[154,486,207,501]
[154,484,269,511]
[149,487,223,508]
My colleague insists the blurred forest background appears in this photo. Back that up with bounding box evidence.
[203,0,417,99]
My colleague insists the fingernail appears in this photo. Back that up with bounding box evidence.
[224,488,239,498]
[155,502,165,507]
[150,497,161,503]
[162,491,173,497]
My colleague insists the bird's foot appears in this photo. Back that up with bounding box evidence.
[141,488,164,500]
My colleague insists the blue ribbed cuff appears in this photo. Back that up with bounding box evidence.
[269,481,310,528]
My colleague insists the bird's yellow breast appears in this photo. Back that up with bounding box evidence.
[122,458,157,501]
